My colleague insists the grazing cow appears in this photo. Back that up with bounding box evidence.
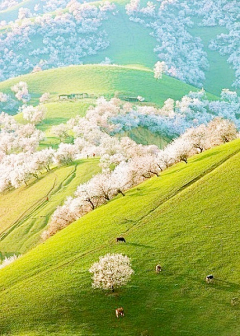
[156,264,162,273]
[116,237,126,243]
[206,274,214,283]
[116,307,124,318]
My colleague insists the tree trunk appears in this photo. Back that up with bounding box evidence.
[118,189,125,196]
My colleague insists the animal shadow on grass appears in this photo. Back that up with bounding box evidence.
[212,279,240,293]
[188,276,240,293]
[127,242,154,249]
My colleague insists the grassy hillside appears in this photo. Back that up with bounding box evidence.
[0,159,101,258]
[1,64,216,147]
[1,64,218,149]
[0,139,239,335]
[0,65,217,108]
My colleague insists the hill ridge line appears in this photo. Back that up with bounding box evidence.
[0,145,239,295]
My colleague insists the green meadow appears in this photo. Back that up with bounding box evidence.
[0,1,239,335]
[0,65,210,107]
[0,159,101,257]
[0,139,239,335]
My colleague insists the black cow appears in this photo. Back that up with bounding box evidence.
[116,237,126,243]
[206,274,214,283]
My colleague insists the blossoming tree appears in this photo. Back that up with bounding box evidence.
[89,253,134,292]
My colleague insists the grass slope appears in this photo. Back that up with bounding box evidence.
[0,64,217,107]
[0,139,239,335]
[0,159,100,258]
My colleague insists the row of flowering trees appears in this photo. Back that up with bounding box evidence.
[0,86,238,238]
[70,90,240,139]
[42,109,238,239]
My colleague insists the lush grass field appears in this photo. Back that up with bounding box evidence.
[0,65,212,107]
[0,139,239,335]
[0,159,101,258]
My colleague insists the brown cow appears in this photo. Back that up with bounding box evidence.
[116,307,124,318]
[156,264,162,273]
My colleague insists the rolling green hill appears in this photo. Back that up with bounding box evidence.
[0,64,213,108]
[3,64,216,147]
[0,138,239,335]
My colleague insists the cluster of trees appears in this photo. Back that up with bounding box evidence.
[68,91,240,139]
[0,112,45,153]
[0,84,50,192]
[42,101,238,239]
[188,0,239,89]
[21,105,46,124]
[0,1,115,80]
[190,0,238,27]
[0,149,55,191]
[34,0,71,15]
[11,81,31,103]
[0,86,238,238]
[0,0,20,11]
[0,81,34,113]
[125,0,208,87]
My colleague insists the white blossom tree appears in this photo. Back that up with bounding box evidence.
[11,82,30,103]
[40,92,50,104]
[0,254,20,270]
[22,105,46,124]
[154,61,168,80]
[89,253,134,292]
